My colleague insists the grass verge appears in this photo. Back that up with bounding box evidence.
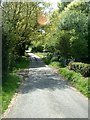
[35,52,90,97]
[49,61,63,69]
[2,74,22,113]
[35,52,45,59]
[59,68,89,97]
[50,62,90,98]
[2,56,30,113]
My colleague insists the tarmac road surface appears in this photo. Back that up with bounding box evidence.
[3,53,88,118]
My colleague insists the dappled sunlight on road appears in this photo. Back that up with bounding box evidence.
[19,66,69,94]
[4,53,88,118]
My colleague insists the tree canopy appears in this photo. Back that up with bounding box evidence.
[2,0,89,78]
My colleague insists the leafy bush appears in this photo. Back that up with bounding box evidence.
[50,61,62,69]
[31,45,44,52]
[59,68,89,97]
[14,56,30,70]
[57,2,88,60]
[68,62,90,77]
[42,53,52,64]
[51,56,59,62]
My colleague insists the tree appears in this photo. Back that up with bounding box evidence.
[56,0,88,60]
[55,30,71,59]
[2,1,46,76]
[58,2,70,13]
[43,0,89,63]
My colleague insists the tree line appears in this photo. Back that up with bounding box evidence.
[2,2,48,79]
[42,0,89,64]
[2,0,89,82]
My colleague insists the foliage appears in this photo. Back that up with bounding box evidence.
[58,2,70,13]
[42,53,53,65]
[51,56,59,62]
[57,7,88,59]
[59,68,89,97]
[2,56,29,112]
[40,50,89,98]
[88,13,90,60]
[2,0,89,105]
[35,52,46,58]
[43,10,60,53]
[35,52,53,65]
[2,2,46,80]
[64,0,89,14]
[2,73,21,113]
[2,1,89,75]
[14,56,30,71]
[49,61,63,69]
[43,0,89,62]
[68,62,90,77]
[31,45,44,52]
[55,30,71,59]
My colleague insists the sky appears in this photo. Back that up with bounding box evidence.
[48,0,59,9]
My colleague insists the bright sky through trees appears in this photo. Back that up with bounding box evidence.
[1,0,59,9]
[49,0,59,9]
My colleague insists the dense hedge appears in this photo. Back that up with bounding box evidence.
[68,62,90,77]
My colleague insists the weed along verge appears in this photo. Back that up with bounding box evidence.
[2,56,30,113]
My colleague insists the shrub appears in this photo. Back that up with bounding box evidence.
[50,61,62,68]
[42,53,53,65]
[24,51,29,57]
[51,56,58,62]
[68,62,90,77]
[14,56,30,71]
[31,45,44,52]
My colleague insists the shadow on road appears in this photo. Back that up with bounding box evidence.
[19,68,69,94]
[18,53,70,94]
[29,56,46,68]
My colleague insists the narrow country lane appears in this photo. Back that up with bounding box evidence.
[3,53,88,118]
